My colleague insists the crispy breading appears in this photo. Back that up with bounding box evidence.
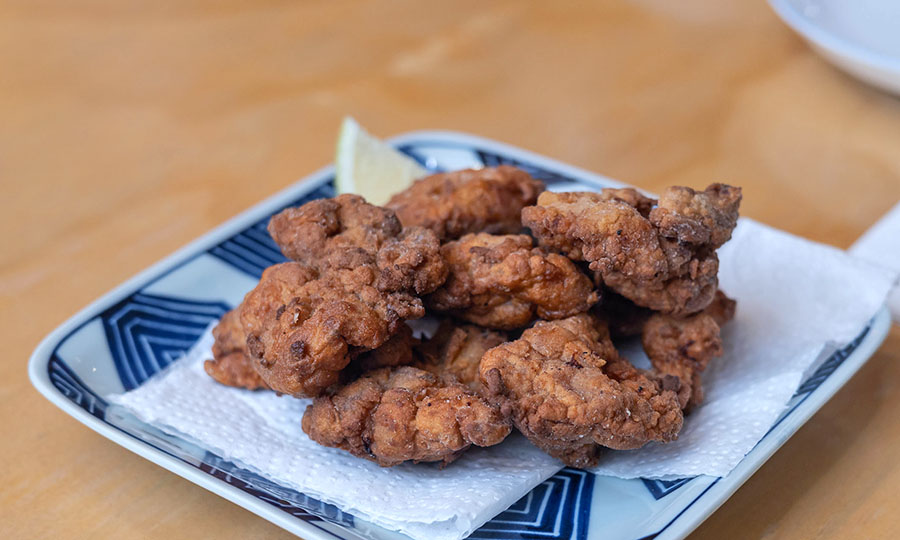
[414,319,508,391]
[641,291,736,409]
[204,309,269,390]
[385,166,545,241]
[428,233,599,329]
[600,254,720,315]
[596,187,656,217]
[522,184,740,315]
[268,194,401,267]
[241,264,425,397]
[268,194,447,295]
[238,262,319,347]
[301,366,512,467]
[650,184,741,248]
[479,313,683,468]
[354,324,418,373]
[374,226,447,295]
[523,192,669,280]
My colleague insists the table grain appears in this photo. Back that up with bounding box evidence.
[3,1,899,538]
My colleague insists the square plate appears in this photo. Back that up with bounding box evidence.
[29,131,891,540]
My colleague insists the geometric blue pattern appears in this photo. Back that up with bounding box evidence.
[208,182,334,279]
[794,325,870,396]
[641,478,693,501]
[471,468,595,540]
[396,144,434,170]
[48,355,109,419]
[101,293,230,390]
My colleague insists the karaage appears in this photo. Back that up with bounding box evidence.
[354,323,418,372]
[302,365,511,466]
[241,263,425,397]
[204,308,269,390]
[642,290,736,409]
[413,319,507,391]
[428,233,599,329]
[268,194,447,295]
[480,313,683,468]
[522,184,740,315]
[386,166,544,241]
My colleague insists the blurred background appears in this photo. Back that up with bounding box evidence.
[3,1,900,539]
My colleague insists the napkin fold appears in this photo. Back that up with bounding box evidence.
[849,200,900,322]
[109,216,895,540]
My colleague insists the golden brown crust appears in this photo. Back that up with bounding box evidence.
[479,313,683,468]
[596,188,657,218]
[268,194,447,295]
[301,366,512,467]
[245,266,425,398]
[413,319,508,392]
[374,226,448,295]
[354,324,418,373]
[523,191,670,280]
[267,194,401,268]
[522,184,741,316]
[386,166,545,241]
[238,262,319,346]
[204,309,269,390]
[650,184,742,248]
[599,254,720,315]
[641,290,736,409]
[428,233,599,329]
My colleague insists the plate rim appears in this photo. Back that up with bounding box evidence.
[28,129,892,540]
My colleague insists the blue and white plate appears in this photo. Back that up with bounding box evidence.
[29,131,891,540]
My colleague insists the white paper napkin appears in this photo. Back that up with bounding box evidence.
[849,201,900,322]
[110,330,562,540]
[109,216,895,539]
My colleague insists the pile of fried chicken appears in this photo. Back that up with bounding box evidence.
[204,166,741,469]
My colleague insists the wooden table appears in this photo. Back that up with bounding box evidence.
[3,1,899,538]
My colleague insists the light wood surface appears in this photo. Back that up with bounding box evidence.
[3,1,899,538]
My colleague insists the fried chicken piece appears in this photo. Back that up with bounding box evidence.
[268,194,400,267]
[428,233,599,329]
[480,313,683,468]
[242,264,425,397]
[600,254,720,315]
[642,291,737,409]
[239,262,320,348]
[268,194,447,295]
[522,184,741,315]
[650,184,741,249]
[302,365,512,467]
[523,192,669,281]
[414,320,508,392]
[204,309,269,390]
[385,166,545,241]
[702,288,738,325]
[354,324,418,372]
[596,187,656,217]
[374,226,447,295]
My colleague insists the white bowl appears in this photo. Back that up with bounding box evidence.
[769,0,900,95]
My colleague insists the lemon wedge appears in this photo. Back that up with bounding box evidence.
[334,117,427,205]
